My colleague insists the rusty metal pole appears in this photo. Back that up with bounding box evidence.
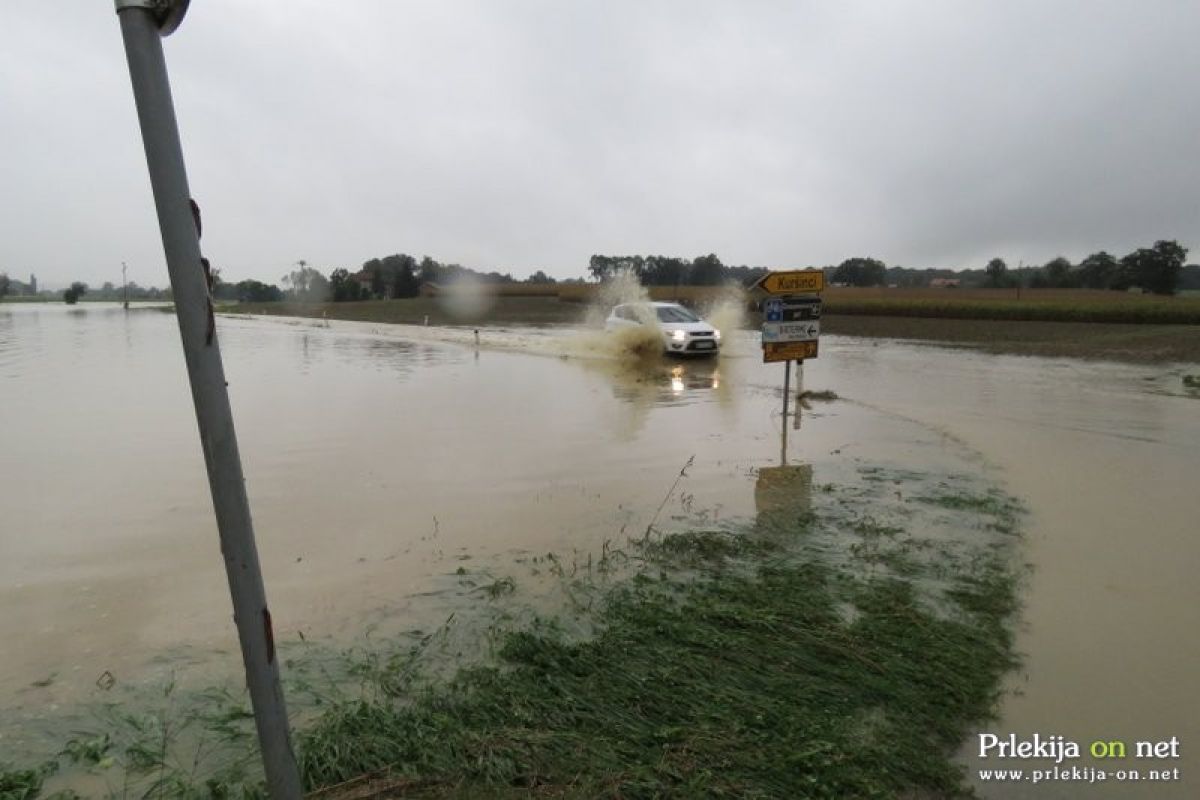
[114,2,302,795]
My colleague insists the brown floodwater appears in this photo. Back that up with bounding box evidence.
[819,340,1199,798]
[1,302,1196,797]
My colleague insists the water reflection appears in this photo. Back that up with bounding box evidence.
[754,463,813,524]
[573,357,732,440]
[603,359,723,406]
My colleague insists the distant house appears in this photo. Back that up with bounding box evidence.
[929,278,961,288]
[352,269,375,294]
[5,277,33,295]
[419,282,441,297]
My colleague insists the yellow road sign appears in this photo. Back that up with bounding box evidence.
[763,340,819,363]
[754,270,825,294]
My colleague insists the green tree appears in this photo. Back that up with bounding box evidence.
[359,258,385,298]
[1179,264,1200,291]
[644,255,689,286]
[984,258,1009,288]
[832,257,886,287]
[418,256,440,285]
[588,255,615,282]
[0,272,9,298]
[329,268,364,301]
[63,281,88,304]
[689,253,725,286]
[1118,240,1188,295]
[525,270,555,283]
[236,280,283,302]
[1041,256,1073,288]
[1077,251,1119,289]
[381,254,419,298]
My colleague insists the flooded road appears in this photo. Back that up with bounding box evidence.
[811,343,1198,798]
[2,303,1197,797]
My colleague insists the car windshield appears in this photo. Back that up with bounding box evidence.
[655,305,700,323]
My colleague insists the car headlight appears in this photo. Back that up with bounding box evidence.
[713,329,722,341]
[671,330,686,342]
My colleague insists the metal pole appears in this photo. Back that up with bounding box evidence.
[115,6,302,796]
[781,359,790,464]
[793,360,804,430]
[122,261,129,309]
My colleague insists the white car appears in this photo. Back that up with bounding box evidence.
[604,302,721,356]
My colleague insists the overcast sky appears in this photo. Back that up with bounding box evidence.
[2,1,1198,288]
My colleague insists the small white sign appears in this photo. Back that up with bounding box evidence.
[761,321,820,343]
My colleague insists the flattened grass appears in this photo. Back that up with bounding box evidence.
[300,525,1019,798]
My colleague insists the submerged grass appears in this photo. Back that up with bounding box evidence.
[6,473,1022,799]
[0,761,55,800]
[298,505,1021,798]
[301,565,1016,798]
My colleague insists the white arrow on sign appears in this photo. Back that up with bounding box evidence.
[761,321,821,343]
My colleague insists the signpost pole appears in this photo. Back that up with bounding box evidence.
[793,360,804,430]
[115,3,302,796]
[781,359,791,463]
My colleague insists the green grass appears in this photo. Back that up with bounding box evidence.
[298,531,1017,798]
[295,489,1022,799]
[820,315,1200,363]
[0,761,56,800]
[6,473,1023,799]
[821,296,1200,325]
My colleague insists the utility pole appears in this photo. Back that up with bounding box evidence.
[122,261,129,309]
[114,2,302,796]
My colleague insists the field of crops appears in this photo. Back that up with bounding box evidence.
[818,287,1200,324]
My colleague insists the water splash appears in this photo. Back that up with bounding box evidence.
[582,269,652,328]
[569,269,664,363]
[700,283,750,344]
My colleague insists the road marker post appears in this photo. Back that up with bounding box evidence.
[114,2,302,795]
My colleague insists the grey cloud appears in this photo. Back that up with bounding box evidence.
[1,0,1196,288]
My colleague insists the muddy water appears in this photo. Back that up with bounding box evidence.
[2,303,1197,797]
[801,341,1199,798]
[2,305,936,736]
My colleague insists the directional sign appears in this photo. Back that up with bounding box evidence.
[754,270,825,295]
[762,321,820,343]
[764,296,821,323]
[763,340,819,363]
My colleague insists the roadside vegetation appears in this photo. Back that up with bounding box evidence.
[4,463,1023,799]
[819,291,1200,324]
[820,315,1200,363]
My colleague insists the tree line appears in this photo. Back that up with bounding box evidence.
[8,238,1192,306]
[830,241,1195,295]
[984,241,1191,294]
[0,274,174,303]
[586,246,1196,295]
[587,254,768,287]
[321,255,568,302]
